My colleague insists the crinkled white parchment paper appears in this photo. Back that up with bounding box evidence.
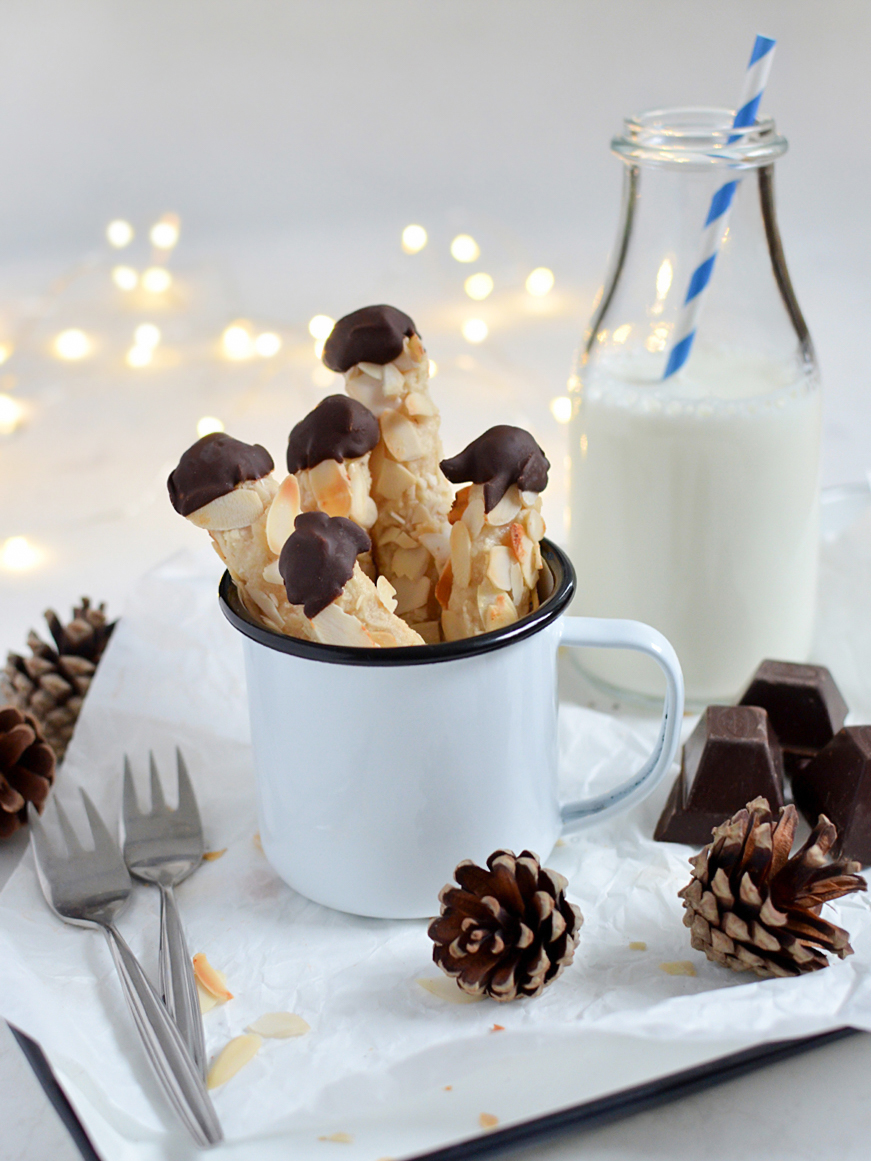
[1,502,870,1161]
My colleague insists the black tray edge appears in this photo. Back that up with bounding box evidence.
[11,1021,860,1161]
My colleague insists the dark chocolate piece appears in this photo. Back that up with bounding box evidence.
[322,305,418,373]
[739,660,848,775]
[440,426,550,512]
[286,395,379,474]
[792,727,871,866]
[167,433,274,517]
[655,705,784,845]
[278,511,371,619]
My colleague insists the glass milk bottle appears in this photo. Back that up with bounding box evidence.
[568,109,820,704]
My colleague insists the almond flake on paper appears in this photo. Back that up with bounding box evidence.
[318,1132,353,1144]
[417,977,484,1003]
[659,960,697,977]
[193,953,234,1000]
[247,1012,310,1038]
[490,1023,504,1032]
[207,1033,262,1089]
[629,941,647,951]
[479,1113,499,1129]
[253,831,264,853]
[203,848,227,861]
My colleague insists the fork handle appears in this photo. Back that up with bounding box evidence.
[159,883,207,1076]
[102,923,222,1148]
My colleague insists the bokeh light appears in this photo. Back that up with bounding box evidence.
[134,323,161,349]
[401,225,428,254]
[464,272,494,301]
[254,332,282,357]
[451,235,480,263]
[106,220,134,248]
[525,267,555,296]
[112,266,139,291]
[550,396,573,424]
[197,416,225,437]
[54,329,91,360]
[462,319,488,343]
[0,394,24,434]
[222,324,254,360]
[150,215,180,250]
[142,268,172,294]
[1,536,42,571]
[308,315,335,341]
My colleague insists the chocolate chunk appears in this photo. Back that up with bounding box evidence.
[440,426,550,512]
[322,305,418,373]
[792,727,871,865]
[167,433,274,517]
[278,511,371,620]
[654,705,784,845]
[739,660,848,775]
[286,395,379,474]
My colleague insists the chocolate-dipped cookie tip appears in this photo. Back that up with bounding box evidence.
[278,511,371,620]
[167,432,274,516]
[440,425,550,511]
[286,395,380,474]
[322,305,418,373]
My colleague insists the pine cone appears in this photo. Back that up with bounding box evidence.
[679,797,866,979]
[1,599,115,762]
[428,849,583,1001]
[0,706,56,839]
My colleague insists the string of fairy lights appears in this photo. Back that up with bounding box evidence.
[0,215,568,576]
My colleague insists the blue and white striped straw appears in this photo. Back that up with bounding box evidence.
[663,35,777,379]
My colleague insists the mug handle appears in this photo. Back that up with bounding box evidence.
[558,616,685,830]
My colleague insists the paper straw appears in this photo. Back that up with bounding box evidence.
[663,35,777,380]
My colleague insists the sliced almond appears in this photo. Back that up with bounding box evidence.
[391,575,431,617]
[265,474,301,553]
[441,609,465,642]
[404,390,436,417]
[392,545,430,581]
[382,362,405,396]
[262,560,282,586]
[381,409,424,461]
[246,1012,310,1039]
[207,1034,261,1089]
[435,560,453,609]
[521,490,540,506]
[357,361,384,380]
[448,485,471,525]
[450,521,472,589]
[197,981,218,1013]
[202,849,227,862]
[415,620,442,644]
[374,457,416,500]
[318,1133,353,1144]
[417,977,484,1004]
[308,458,353,518]
[486,546,513,592]
[394,530,419,549]
[509,561,524,607]
[479,1113,499,1130]
[462,492,486,539]
[486,485,521,527]
[347,461,377,528]
[418,530,450,572]
[524,507,545,543]
[375,575,398,613]
[188,485,265,531]
[407,332,426,363]
[311,604,376,647]
[193,953,234,1001]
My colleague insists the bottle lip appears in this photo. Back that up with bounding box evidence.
[613,107,788,169]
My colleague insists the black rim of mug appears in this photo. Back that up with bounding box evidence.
[218,537,575,666]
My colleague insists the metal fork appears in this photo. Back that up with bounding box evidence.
[121,750,206,1076]
[28,792,222,1148]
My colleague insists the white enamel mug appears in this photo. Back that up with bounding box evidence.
[220,540,684,918]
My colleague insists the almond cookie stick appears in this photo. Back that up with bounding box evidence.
[323,305,452,643]
[437,426,550,642]
[167,432,313,640]
[279,512,424,647]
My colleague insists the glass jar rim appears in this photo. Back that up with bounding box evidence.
[612,106,788,169]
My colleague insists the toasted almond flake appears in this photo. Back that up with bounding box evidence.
[207,1034,261,1089]
[253,832,263,852]
[311,603,376,647]
[375,575,398,613]
[490,1024,504,1032]
[203,849,227,862]
[373,457,416,500]
[247,1012,311,1039]
[404,390,436,416]
[308,458,353,518]
[462,492,485,538]
[188,485,265,531]
[659,960,697,977]
[318,1132,354,1144]
[262,560,282,586]
[479,1113,499,1129]
[444,1086,453,1091]
[197,981,218,1013]
[381,409,424,461]
[485,486,521,526]
[266,474,301,552]
[629,941,647,951]
[193,953,234,1000]
[417,977,484,1004]
[435,560,453,609]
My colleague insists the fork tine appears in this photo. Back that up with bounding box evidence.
[80,788,122,861]
[123,755,140,820]
[174,748,201,826]
[149,752,166,813]
[53,797,85,856]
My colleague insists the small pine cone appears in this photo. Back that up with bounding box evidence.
[428,849,583,1002]
[0,706,56,839]
[1,598,115,762]
[679,796,866,979]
